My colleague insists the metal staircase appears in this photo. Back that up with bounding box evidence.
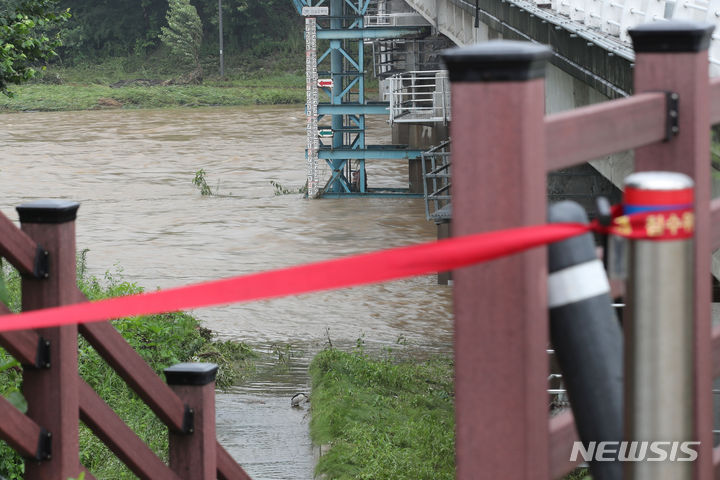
[421,140,451,223]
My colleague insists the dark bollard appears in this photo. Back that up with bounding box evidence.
[548,201,623,480]
[166,362,219,480]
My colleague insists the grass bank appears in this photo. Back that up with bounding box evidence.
[0,255,255,479]
[0,52,307,112]
[309,348,591,480]
[309,348,455,479]
[0,79,305,112]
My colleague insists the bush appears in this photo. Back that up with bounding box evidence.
[0,254,254,478]
[158,0,203,72]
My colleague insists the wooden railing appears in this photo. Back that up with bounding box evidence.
[443,21,720,480]
[0,203,251,479]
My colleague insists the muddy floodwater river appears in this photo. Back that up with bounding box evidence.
[0,105,453,479]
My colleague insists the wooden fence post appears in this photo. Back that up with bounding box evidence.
[165,362,218,479]
[18,200,81,480]
[442,42,551,479]
[628,21,714,480]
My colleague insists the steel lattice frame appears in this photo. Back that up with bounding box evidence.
[294,0,426,197]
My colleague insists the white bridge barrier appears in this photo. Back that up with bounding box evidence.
[404,0,720,75]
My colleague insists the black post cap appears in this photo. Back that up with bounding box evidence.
[441,40,552,82]
[165,362,218,386]
[16,200,80,224]
[629,21,715,53]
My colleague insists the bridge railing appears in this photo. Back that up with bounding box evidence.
[364,12,429,26]
[0,204,250,479]
[388,70,450,123]
[542,0,720,71]
[444,21,720,479]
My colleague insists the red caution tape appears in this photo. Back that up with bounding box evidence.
[0,208,694,333]
[598,208,694,240]
[0,223,590,333]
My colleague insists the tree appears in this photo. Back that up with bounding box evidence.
[159,0,202,75]
[0,0,69,95]
[58,0,168,58]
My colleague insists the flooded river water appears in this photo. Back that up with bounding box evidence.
[0,105,453,479]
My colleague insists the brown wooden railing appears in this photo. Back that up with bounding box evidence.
[0,203,251,479]
[443,20,720,480]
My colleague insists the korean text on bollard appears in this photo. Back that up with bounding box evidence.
[623,171,696,480]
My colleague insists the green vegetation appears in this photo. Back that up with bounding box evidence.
[0,74,305,111]
[309,348,455,480]
[0,0,69,94]
[193,168,214,196]
[712,126,720,177]
[159,0,203,75]
[0,253,255,479]
[270,180,307,196]
[57,0,301,62]
[0,0,307,110]
[309,348,592,480]
[566,468,590,479]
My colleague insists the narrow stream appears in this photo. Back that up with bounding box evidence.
[216,343,317,480]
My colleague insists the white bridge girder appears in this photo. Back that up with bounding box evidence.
[403,0,480,46]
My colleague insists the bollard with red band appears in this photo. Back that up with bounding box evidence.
[623,171,695,480]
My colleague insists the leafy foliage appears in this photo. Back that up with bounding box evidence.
[159,0,202,71]
[0,348,24,479]
[0,0,69,95]
[56,0,302,60]
[193,168,214,195]
[0,256,254,478]
[0,260,10,308]
[58,0,167,57]
[270,180,307,196]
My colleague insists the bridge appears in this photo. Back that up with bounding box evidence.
[399,0,720,277]
[295,0,720,276]
[294,0,720,195]
[393,0,720,200]
[281,11,720,475]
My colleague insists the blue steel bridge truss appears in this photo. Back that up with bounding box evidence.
[292,0,427,196]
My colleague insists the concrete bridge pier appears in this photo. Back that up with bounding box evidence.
[392,123,450,193]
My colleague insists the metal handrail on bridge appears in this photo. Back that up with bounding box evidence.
[388,70,451,124]
[364,12,429,26]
